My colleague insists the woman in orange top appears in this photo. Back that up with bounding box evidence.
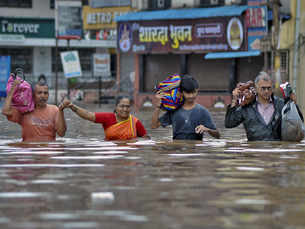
[64,96,148,140]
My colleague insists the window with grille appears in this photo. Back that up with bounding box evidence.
[52,48,95,73]
[0,0,32,8]
[148,0,171,10]
[0,48,33,73]
[280,50,289,81]
[50,0,54,9]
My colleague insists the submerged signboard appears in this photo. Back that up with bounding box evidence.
[117,16,246,54]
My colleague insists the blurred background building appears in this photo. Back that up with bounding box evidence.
[1,0,304,115]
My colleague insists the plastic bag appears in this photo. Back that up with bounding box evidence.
[6,68,34,113]
[281,101,305,142]
[155,74,184,111]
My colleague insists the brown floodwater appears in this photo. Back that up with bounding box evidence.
[1,105,305,229]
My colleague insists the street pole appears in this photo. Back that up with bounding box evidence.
[272,0,281,89]
[55,37,58,105]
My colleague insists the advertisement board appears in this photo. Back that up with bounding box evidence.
[0,56,11,97]
[93,53,111,78]
[60,51,82,78]
[117,16,246,54]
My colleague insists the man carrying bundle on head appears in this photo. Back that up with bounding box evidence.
[151,75,220,140]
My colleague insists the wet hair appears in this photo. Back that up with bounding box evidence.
[114,95,133,113]
[180,75,199,93]
[115,95,133,106]
[255,71,272,86]
[32,80,48,94]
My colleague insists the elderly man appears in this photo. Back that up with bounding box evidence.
[2,79,67,142]
[225,72,285,141]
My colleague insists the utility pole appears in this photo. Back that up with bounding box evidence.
[272,0,281,89]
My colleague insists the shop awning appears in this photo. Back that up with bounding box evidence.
[204,50,261,59]
[115,5,249,21]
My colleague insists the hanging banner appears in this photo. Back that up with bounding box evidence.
[0,56,11,97]
[93,53,111,78]
[60,51,82,78]
[117,16,246,54]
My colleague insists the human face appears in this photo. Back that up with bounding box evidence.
[34,85,49,107]
[115,98,131,120]
[183,89,198,104]
[256,80,273,102]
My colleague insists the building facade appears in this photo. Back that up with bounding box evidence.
[279,0,305,117]
[116,0,269,110]
[0,0,116,103]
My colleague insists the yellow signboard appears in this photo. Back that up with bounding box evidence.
[82,6,134,30]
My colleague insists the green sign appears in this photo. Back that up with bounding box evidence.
[0,17,55,38]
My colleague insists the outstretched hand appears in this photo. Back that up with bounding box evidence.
[58,99,72,111]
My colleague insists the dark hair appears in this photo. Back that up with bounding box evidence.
[180,75,199,93]
[34,80,48,88]
[38,74,47,83]
[114,95,133,113]
[115,95,133,106]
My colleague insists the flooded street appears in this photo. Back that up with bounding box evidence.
[1,104,305,229]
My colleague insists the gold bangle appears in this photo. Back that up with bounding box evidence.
[71,104,77,112]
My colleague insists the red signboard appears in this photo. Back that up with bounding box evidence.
[245,7,267,28]
[117,16,247,54]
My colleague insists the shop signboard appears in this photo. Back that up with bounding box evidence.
[83,6,134,30]
[60,51,82,78]
[246,6,268,51]
[117,16,247,54]
[0,17,54,38]
[93,53,111,78]
[0,56,11,97]
[56,1,82,38]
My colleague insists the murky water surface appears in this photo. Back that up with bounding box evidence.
[1,107,305,229]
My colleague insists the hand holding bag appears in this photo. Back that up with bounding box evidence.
[281,101,305,142]
[6,68,34,113]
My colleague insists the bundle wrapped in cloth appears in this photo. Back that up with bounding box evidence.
[154,74,184,111]
[6,68,34,113]
[236,80,256,106]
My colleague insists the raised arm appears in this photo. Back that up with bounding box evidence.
[2,79,20,116]
[56,101,68,137]
[69,102,96,122]
[225,88,244,128]
[151,91,163,129]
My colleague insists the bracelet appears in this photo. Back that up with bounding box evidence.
[71,104,78,112]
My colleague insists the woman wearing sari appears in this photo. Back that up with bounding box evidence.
[63,96,148,140]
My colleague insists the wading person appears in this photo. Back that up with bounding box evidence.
[63,96,148,140]
[151,75,220,140]
[225,71,285,141]
[2,79,67,142]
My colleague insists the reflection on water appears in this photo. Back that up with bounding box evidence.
[1,109,305,228]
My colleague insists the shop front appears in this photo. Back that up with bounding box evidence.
[82,5,135,102]
[116,6,266,110]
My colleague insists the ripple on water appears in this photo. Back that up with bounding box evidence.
[0,164,104,168]
[0,192,49,198]
[51,155,124,160]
